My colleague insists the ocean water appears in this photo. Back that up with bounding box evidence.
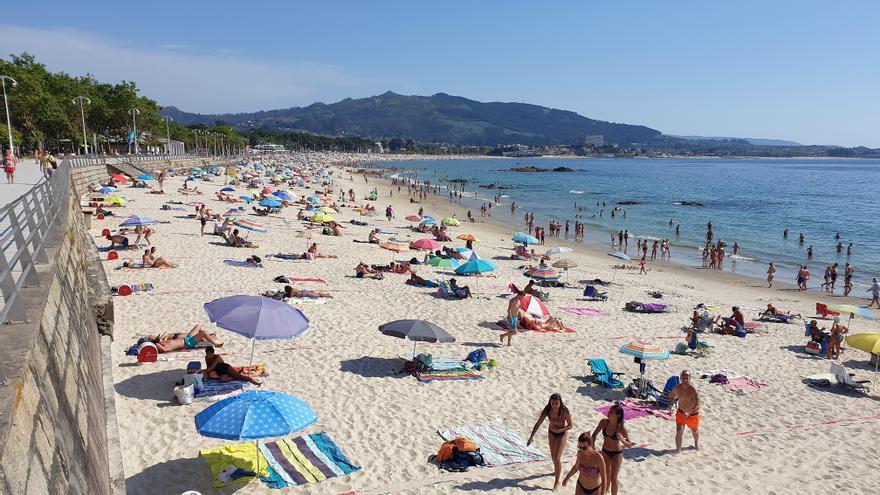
[381,157,880,290]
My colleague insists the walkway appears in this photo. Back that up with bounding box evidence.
[0,159,46,208]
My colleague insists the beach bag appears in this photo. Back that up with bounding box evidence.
[183,373,204,392]
[625,301,641,312]
[466,348,487,364]
[804,341,822,355]
[452,436,478,453]
[174,384,194,405]
[436,441,456,462]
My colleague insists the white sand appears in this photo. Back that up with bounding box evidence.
[103,154,879,495]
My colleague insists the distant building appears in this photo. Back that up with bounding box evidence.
[584,135,604,147]
[375,141,384,153]
[252,144,286,153]
[158,138,185,155]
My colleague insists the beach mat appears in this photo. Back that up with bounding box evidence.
[224,259,262,268]
[559,307,609,317]
[415,369,483,382]
[437,425,547,466]
[595,398,674,421]
[200,443,269,488]
[258,432,360,488]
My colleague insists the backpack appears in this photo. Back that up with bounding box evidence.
[466,348,487,364]
[436,441,456,462]
[452,436,477,453]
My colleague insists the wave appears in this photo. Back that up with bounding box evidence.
[569,190,585,194]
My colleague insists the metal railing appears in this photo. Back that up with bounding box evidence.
[0,159,72,324]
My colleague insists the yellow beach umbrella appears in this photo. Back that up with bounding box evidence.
[105,195,127,206]
[845,332,880,385]
[317,206,337,214]
[310,213,334,223]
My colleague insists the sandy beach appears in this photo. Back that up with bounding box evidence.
[103,153,879,495]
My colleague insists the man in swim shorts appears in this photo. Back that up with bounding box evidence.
[668,370,701,453]
[500,291,524,346]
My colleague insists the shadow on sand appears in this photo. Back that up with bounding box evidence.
[339,356,409,379]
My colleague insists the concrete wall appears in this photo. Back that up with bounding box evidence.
[0,164,122,494]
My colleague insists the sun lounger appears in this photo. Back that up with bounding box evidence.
[588,358,624,389]
[831,362,871,394]
[656,375,680,408]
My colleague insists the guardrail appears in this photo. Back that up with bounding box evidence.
[0,159,72,324]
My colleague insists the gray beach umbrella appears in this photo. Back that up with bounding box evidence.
[379,319,456,358]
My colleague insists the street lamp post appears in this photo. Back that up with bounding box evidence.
[163,116,173,156]
[0,75,17,155]
[128,108,141,154]
[73,96,91,155]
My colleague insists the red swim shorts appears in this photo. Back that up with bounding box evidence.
[675,410,701,430]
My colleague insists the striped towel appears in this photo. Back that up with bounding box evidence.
[559,307,609,317]
[415,369,483,382]
[258,432,360,488]
[437,425,548,466]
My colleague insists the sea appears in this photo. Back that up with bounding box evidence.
[381,157,880,291]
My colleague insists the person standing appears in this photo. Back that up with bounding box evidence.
[591,404,632,495]
[843,263,854,297]
[500,291,523,346]
[767,262,776,288]
[3,149,17,184]
[385,205,394,222]
[561,433,606,495]
[527,394,573,491]
[40,151,56,178]
[668,370,701,453]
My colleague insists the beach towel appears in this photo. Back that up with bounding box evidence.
[224,259,263,268]
[559,307,609,317]
[399,354,467,371]
[721,376,768,394]
[289,277,327,283]
[116,263,144,270]
[437,425,547,466]
[200,442,270,488]
[287,298,327,305]
[497,319,575,334]
[415,369,483,382]
[207,364,268,380]
[257,432,360,488]
[595,398,675,421]
[193,381,252,402]
[625,301,667,313]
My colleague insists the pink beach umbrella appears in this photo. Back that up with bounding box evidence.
[405,214,422,222]
[410,238,441,251]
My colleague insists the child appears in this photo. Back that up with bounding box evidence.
[639,256,647,275]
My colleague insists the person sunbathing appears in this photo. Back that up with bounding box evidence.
[760,304,801,320]
[356,262,383,279]
[142,248,174,268]
[306,243,337,258]
[713,306,744,332]
[197,346,262,386]
[449,278,473,298]
[408,272,435,286]
[263,285,333,299]
[147,324,223,352]
[228,229,258,248]
[521,314,567,332]
[523,280,541,297]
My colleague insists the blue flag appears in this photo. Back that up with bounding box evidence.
[127,131,136,144]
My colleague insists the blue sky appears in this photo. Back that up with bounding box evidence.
[2,0,878,146]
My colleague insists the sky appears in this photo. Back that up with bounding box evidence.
[1,0,878,147]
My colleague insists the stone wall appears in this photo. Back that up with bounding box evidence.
[0,164,122,494]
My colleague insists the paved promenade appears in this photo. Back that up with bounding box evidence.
[0,158,45,208]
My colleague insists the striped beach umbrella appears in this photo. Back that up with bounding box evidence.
[525,267,561,281]
[223,209,247,217]
[119,215,158,227]
[552,259,578,270]
[233,219,268,233]
[520,294,550,317]
[620,341,670,360]
[380,241,410,253]
[457,234,480,243]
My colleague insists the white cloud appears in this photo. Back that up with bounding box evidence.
[0,24,373,113]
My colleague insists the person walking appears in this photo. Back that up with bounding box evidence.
[3,149,17,184]
[527,394,573,491]
[867,278,880,308]
[767,262,776,288]
[499,291,523,346]
[668,370,701,453]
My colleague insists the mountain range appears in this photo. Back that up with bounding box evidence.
[161,92,662,146]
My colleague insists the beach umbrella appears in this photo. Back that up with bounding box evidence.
[525,267,561,281]
[380,241,410,253]
[421,215,437,223]
[306,196,321,204]
[457,233,480,243]
[119,215,158,227]
[379,319,455,358]
[552,259,578,270]
[827,304,875,320]
[310,213,335,223]
[405,215,422,222]
[512,232,539,245]
[98,186,117,194]
[520,294,550,317]
[220,186,236,192]
[204,294,309,364]
[104,195,127,206]
[410,238,441,251]
[261,186,275,195]
[233,219,268,234]
[190,168,203,175]
[223,209,247,217]
[110,173,128,183]
[421,218,438,226]
[136,174,156,181]
[317,206,337,214]
[195,390,317,481]
[455,259,495,275]
[187,201,204,207]
[845,332,880,384]
[238,195,254,203]
[545,246,573,257]
[620,341,670,381]
[273,191,294,201]
[428,256,461,269]
[259,199,282,208]
[607,252,632,262]
[441,217,460,226]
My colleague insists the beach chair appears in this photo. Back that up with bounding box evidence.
[804,322,829,355]
[816,303,839,319]
[587,358,624,389]
[830,362,870,394]
[437,281,460,299]
[584,285,608,301]
[656,376,680,408]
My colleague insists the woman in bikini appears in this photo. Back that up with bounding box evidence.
[591,404,632,495]
[527,393,573,491]
[198,346,262,386]
[562,432,606,495]
[146,324,223,353]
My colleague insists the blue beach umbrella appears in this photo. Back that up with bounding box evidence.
[119,215,159,227]
[137,174,156,181]
[454,259,496,275]
[221,187,236,193]
[272,191,294,201]
[195,390,317,441]
[421,217,439,226]
[99,186,117,194]
[607,252,632,262]
[259,199,282,208]
[238,195,254,203]
[306,196,321,204]
[512,232,539,245]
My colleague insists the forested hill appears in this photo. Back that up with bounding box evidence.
[161,92,661,146]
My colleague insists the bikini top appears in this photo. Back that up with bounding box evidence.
[549,413,566,428]
[603,425,620,441]
[580,463,601,477]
